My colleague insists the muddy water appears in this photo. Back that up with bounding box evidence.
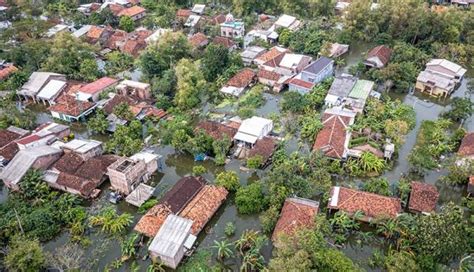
[2,45,472,270]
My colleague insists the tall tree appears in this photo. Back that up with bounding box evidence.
[201,44,230,82]
[173,58,206,110]
[5,235,46,272]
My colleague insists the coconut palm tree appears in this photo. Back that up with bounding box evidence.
[212,240,233,260]
[90,208,133,235]
[240,247,265,272]
[235,230,260,255]
[376,218,399,241]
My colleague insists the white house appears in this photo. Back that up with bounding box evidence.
[145,28,172,44]
[220,14,245,39]
[18,72,66,101]
[233,116,273,147]
[425,59,467,83]
[36,79,67,105]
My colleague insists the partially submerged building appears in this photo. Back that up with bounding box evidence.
[415,59,466,97]
[272,197,319,244]
[458,132,474,160]
[76,77,119,102]
[18,72,66,101]
[364,45,391,69]
[195,120,239,141]
[328,186,402,222]
[233,116,273,147]
[220,68,256,97]
[288,56,334,94]
[408,182,439,214]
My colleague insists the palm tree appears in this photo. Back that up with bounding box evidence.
[212,240,233,260]
[240,247,265,272]
[121,233,139,259]
[146,261,165,272]
[376,218,399,241]
[359,152,386,174]
[90,208,133,235]
[235,230,259,255]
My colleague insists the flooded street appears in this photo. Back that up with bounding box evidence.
[1,43,471,271]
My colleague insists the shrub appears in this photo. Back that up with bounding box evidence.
[215,171,240,192]
[235,183,266,214]
[192,165,207,176]
[363,178,392,196]
[247,155,264,169]
[224,222,236,237]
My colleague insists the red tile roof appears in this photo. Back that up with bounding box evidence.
[48,95,95,117]
[189,32,209,48]
[180,185,228,235]
[106,30,127,49]
[255,47,289,64]
[257,69,281,81]
[51,152,84,174]
[108,3,124,16]
[0,142,19,161]
[328,187,402,221]
[458,132,474,157]
[211,14,226,25]
[56,172,97,197]
[87,26,105,40]
[212,36,235,49]
[118,5,146,17]
[272,198,319,241]
[313,113,352,159]
[288,78,314,90]
[227,68,256,88]
[159,176,206,214]
[176,9,192,18]
[408,182,439,213]
[134,204,172,237]
[248,136,277,163]
[15,134,41,145]
[75,155,118,183]
[367,45,391,66]
[196,120,238,140]
[0,64,18,80]
[103,94,136,115]
[78,77,118,95]
[0,129,21,148]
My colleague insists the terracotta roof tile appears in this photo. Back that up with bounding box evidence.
[48,95,95,117]
[56,172,97,196]
[103,94,136,115]
[313,113,351,159]
[179,185,228,235]
[408,182,439,213]
[212,36,235,49]
[108,4,124,16]
[288,78,314,90]
[255,47,289,64]
[257,69,281,81]
[159,176,206,214]
[0,129,21,148]
[75,155,119,183]
[79,77,118,95]
[176,9,192,18]
[51,152,84,174]
[134,204,172,237]
[0,64,18,80]
[458,132,474,157]
[118,6,145,17]
[106,30,127,49]
[248,136,276,163]
[0,142,19,161]
[196,120,238,140]
[272,198,319,241]
[226,68,256,88]
[367,45,391,66]
[328,187,402,221]
[87,26,105,40]
[189,32,209,48]
[211,14,226,25]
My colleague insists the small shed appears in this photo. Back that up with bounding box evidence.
[148,215,195,269]
[125,183,155,207]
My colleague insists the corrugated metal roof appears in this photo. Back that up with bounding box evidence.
[148,215,193,258]
[349,80,374,99]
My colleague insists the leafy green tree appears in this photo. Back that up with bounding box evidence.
[174,58,206,110]
[5,235,46,272]
[358,152,387,175]
[443,97,473,122]
[0,99,36,129]
[212,135,232,166]
[87,109,109,134]
[119,16,134,32]
[411,202,469,263]
[106,121,143,156]
[139,32,191,80]
[441,160,474,186]
[113,102,134,121]
[78,58,101,82]
[151,69,176,96]
[42,32,96,80]
[259,205,280,234]
[299,114,323,141]
[235,183,266,214]
[192,165,207,176]
[281,91,307,114]
[247,155,264,169]
[201,44,230,82]
[105,51,134,75]
[215,171,240,192]
[363,177,392,196]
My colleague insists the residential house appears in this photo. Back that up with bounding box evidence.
[451,0,474,7]
[179,185,228,235]
[210,14,226,25]
[176,9,192,24]
[188,32,209,49]
[246,136,277,166]
[328,186,402,222]
[288,57,334,94]
[118,5,146,21]
[125,183,155,207]
[48,94,97,122]
[36,79,67,105]
[134,176,206,237]
[72,25,92,38]
[184,14,202,30]
[0,145,63,190]
[364,45,391,69]
[257,69,290,93]
[46,24,70,38]
[260,53,312,77]
[77,3,101,15]
[76,77,119,102]
[415,70,456,97]
[130,151,161,177]
[233,116,273,147]
[15,122,70,150]
[254,46,289,66]
[0,126,29,166]
[408,182,439,214]
[195,120,239,141]
[116,79,152,101]
[212,36,237,51]
[85,26,113,46]
[62,139,103,160]
[272,197,319,244]
[18,72,66,101]
[191,4,206,15]
[240,46,267,66]
[458,132,474,160]
[148,215,195,269]
[425,58,466,83]
[313,108,356,160]
[324,73,358,107]
[220,68,256,97]
[346,79,375,113]
[220,14,245,39]
[0,61,18,81]
[326,43,349,58]
[45,153,118,198]
[145,28,172,44]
